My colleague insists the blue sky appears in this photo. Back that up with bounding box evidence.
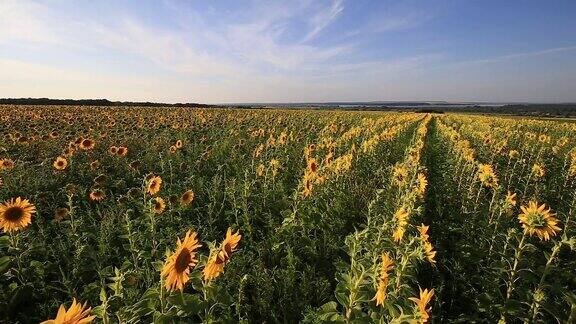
[1,0,576,103]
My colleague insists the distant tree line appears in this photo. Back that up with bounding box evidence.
[0,98,215,108]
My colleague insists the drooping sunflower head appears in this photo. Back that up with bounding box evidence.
[161,230,202,291]
[379,253,394,278]
[203,228,241,282]
[0,197,36,233]
[409,288,435,324]
[53,156,68,170]
[41,298,95,324]
[180,190,195,206]
[54,207,70,222]
[89,189,106,202]
[147,176,162,195]
[518,201,561,241]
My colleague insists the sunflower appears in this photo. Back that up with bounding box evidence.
[393,207,409,243]
[161,230,202,291]
[147,176,162,195]
[89,189,106,202]
[152,197,166,214]
[0,197,36,233]
[40,298,95,324]
[409,288,435,324]
[203,228,241,282]
[302,172,314,197]
[478,164,499,188]
[270,159,281,177]
[375,253,394,306]
[79,138,95,150]
[108,146,118,155]
[532,163,545,178]
[89,160,100,170]
[0,158,15,170]
[53,156,68,170]
[256,163,265,177]
[415,173,428,197]
[180,190,195,206]
[518,201,561,241]
[117,146,128,157]
[307,158,318,174]
[54,207,70,222]
[169,145,178,154]
[423,241,436,265]
[505,191,517,207]
[392,165,408,186]
[175,140,183,149]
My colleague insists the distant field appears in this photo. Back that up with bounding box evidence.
[0,105,575,323]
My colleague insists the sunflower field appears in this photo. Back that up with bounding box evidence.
[0,105,575,323]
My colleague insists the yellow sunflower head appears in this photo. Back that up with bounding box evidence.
[147,176,162,195]
[0,197,36,233]
[518,201,561,241]
[203,228,241,282]
[79,138,96,150]
[41,298,95,324]
[152,197,166,214]
[161,230,202,291]
[180,190,195,206]
[53,156,68,171]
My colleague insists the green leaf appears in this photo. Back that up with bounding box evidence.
[0,256,11,274]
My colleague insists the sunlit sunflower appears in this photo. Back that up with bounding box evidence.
[302,172,314,197]
[203,228,241,282]
[0,158,15,170]
[532,163,545,178]
[392,165,408,186]
[108,146,118,155]
[53,156,68,170]
[40,298,95,324]
[256,163,265,177]
[478,164,499,188]
[180,190,195,206]
[147,176,162,195]
[375,253,394,306]
[152,197,166,214]
[161,230,202,291]
[0,197,36,233]
[409,288,435,324]
[518,201,561,241]
[505,191,517,208]
[393,207,409,243]
[415,173,428,197]
[307,158,319,174]
[54,207,70,222]
[79,138,95,150]
[423,241,436,265]
[175,140,183,149]
[89,189,106,202]
[117,146,128,157]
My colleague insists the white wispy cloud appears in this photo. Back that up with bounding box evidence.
[302,0,344,42]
